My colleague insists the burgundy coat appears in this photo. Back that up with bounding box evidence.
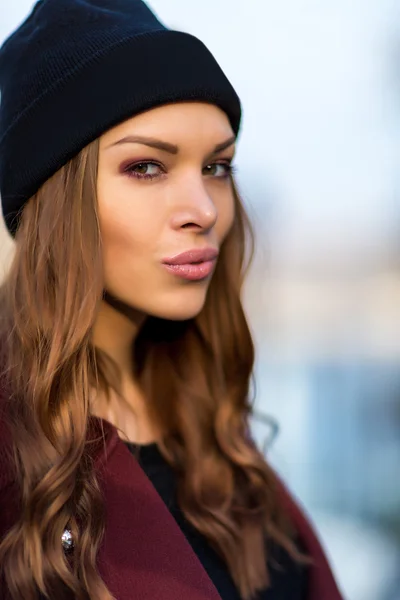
[0,415,344,600]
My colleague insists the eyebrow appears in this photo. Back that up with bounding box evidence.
[107,134,236,157]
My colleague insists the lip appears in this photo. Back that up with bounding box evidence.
[162,247,219,281]
[162,248,219,265]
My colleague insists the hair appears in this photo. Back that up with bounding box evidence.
[0,138,306,600]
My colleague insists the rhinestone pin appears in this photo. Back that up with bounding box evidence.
[61,528,74,552]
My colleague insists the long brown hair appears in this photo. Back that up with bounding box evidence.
[0,139,304,600]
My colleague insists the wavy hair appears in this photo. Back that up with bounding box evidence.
[0,139,305,600]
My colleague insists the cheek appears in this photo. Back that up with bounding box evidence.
[97,180,156,273]
[100,209,158,300]
[101,205,141,260]
[215,188,235,241]
[104,213,143,249]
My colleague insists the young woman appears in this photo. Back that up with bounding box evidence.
[0,1,344,599]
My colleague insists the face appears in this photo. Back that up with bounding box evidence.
[97,102,236,321]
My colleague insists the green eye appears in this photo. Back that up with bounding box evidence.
[132,162,161,176]
[203,163,233,178]
[134,163,149,174]
[125,161,164,180]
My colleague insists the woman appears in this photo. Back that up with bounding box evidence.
[0,1,343,599]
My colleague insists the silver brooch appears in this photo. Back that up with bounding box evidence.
[61,528,74,552]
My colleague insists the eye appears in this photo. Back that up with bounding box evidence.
[203,162,234,178]
[124,161,164,180]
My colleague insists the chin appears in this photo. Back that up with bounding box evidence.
[149,288,208,321]
[154,303,205,321]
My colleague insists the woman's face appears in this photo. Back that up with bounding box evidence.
[97,102,236,321]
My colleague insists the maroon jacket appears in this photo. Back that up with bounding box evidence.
[0,415,344,600]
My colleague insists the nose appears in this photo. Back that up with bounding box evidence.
[169,174,218,233]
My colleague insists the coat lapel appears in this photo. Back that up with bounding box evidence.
[94,420,222,600]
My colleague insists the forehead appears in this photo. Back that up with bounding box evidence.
[100,102,235,149]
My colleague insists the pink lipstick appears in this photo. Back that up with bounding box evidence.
[162,248,218,281]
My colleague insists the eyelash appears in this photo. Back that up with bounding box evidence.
[123,160,236,181]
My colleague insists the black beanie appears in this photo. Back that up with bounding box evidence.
[0,0,241,236]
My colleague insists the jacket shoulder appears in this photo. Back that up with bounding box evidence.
[273,470,344,600]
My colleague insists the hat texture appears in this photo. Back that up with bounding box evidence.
[0,0,241,236]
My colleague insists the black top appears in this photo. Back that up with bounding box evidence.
[126,442,308,600]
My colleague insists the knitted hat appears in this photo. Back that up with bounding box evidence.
[0,0,241,236]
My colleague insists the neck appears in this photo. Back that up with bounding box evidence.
[91,294,160,444]
[92,292,145,379]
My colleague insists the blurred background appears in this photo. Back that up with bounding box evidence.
[1,1,399,598]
